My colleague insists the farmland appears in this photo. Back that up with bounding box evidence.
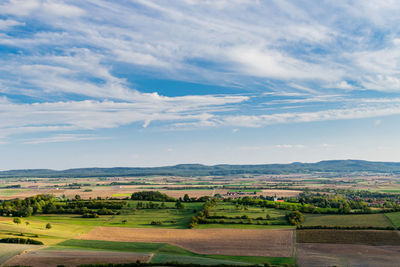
[296,229,400,245]
[302,213,394,228]
[79,227,295,257]
[297,243,400,267]
[1,172,400,266]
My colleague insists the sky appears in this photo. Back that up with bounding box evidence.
[1,0,400,169]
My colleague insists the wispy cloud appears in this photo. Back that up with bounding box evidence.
[0,0,400,143]
[23,134,109,144]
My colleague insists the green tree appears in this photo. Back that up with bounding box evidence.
[46,223,52,229]
[25,221,30,227]
[286,211,304,225]
[175,200,184,209]
[13,218,21,225]
[183,194,190,202]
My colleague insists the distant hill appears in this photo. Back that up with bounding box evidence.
[1,160,400,178]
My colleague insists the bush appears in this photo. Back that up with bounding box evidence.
[0,237,43,245]
[286,211,304,225]
[150,221,163,225]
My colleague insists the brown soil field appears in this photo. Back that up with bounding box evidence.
[261,189,302,197]
[79,227,294,257]
[297,243,400,267]
[297,230,400,245]
[5,249,151,267]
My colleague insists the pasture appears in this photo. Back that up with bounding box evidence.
[385,211,400,228]
[203,201,290,228]
[30,201,203,229]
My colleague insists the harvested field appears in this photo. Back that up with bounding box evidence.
[5,249,151,267]
[297,243,400,267]
[79,227,294,257]
[297,229,400,245]
[0,243,41,265]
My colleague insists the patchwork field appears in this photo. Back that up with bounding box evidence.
[297,243,400,267]
[302,213,394,228]
[79,227,295,257]
[53,239,295,265]
[297,229,400,245]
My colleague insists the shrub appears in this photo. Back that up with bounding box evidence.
[0,238,43,245]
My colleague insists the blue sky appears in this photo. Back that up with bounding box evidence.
[1,0,400,169]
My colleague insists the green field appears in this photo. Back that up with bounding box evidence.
[385,212,400,228]
[0,217,93,245]
[0,189,28,196]
[197,224,294,229]
[203,201,289,228]
[54,239,295,265]
[303,213,394,227]
[29,201,203,229]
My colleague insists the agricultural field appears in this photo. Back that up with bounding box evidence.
[302,213,394,228]
[297,230,400,245]
[297,243,400,267]
[5,249,151,267]
[203,201,290,228]
[29,201,203,229]
[0,243,41,265]
[385,211,400,228]
[79,227,295,257]
[52,239,295,265]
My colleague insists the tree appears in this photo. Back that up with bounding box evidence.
[75,195,81,200]
[25,221,30,227]
[183,194,190,202]
[13,218,21,225]
[175,200,184,209]
[286,211,304,225]
[46,223,52,229]
[121,219,127,224]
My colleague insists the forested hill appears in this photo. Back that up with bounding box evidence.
[1,160,400,178]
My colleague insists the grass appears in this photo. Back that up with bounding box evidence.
[0,189,28,196]
[201,202,290,228]
[29,202,203,229]
[197,224,294,229]
[54,239,295,265]
[111,193,131,197]
[150,254,248,265]
[0,217,93,245]
[302,213,394,228]
[385,212,400,228]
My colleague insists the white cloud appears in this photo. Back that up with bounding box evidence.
[23,134,109,144]
[0,19,25,30]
